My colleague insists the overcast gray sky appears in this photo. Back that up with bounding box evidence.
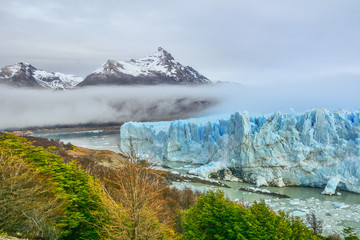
[0,0,360,85]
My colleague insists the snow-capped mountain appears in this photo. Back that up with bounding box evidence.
[78,47,210,86]
[0,62,83,90]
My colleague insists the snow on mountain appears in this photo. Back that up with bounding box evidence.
[0,62,83,90]
[120,109,360,194]
[78,47,210,86]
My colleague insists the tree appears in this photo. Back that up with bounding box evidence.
[182,190,247,240]
[102,140,176,239]
[161,187,200,234]
[0,142,63,239]
[182,190,321,240]
[343,227,359,240]
[0,133,110,240]
[306,212,323,235]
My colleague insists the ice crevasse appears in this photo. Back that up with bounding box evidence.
[120,109,360,194]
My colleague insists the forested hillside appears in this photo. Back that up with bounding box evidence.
[0,133,332,239]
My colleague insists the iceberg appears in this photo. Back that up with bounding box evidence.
[321,175,342,195]
[120,108,360,193]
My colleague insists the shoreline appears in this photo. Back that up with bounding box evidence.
[7,124,122,136]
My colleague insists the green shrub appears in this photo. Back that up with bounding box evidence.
[0,133,109,239]
[182,190,321,240]
[343,227,359,240]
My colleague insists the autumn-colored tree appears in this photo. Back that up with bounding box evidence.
[102,140,176,239]
[161,187,200,234]
[0,144,63,239]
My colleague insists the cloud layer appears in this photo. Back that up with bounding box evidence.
[0,0,359,85]
[1,81,359,129]
[0,85,217,129]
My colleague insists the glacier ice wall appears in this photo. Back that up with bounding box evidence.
[120,109,360,193]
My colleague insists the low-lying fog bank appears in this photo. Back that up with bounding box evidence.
[1,79,359,130]
[0,85,217,130]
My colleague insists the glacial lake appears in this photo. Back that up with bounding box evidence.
[35,129,360,237]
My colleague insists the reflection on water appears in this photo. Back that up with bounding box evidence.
[36,130,360,237]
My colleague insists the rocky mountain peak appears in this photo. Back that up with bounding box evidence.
[95,60,125,75]
[0,62,83,90]
[18,62,36,74]
[18,61,31,67]
[156,47,175,61]
[103,59,121,69]
[0,62,31,79]
[81,48,210,86]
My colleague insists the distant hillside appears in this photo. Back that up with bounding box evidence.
[0,133,199,239]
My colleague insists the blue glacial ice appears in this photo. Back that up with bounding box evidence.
[120,108,360,194]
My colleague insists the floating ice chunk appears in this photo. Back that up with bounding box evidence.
[188,161,227,178]
[333,202,344,208]
[289,199,301,206]
[256,176,268,187]
[333,202,348,209]
[273,178,286,188]
[291,210,307,217]
[322,175,342,195]
[247,187,271,194]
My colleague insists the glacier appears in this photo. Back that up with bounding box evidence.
[120,108,360,194]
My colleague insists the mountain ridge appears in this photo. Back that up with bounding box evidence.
[78,47,210,86]
[0,48,210,90]
[0,62,83,90]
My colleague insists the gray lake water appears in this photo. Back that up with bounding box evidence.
[35,130,360,237]
[34,129,121,153]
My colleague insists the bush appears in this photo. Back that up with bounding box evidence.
[182,190,321,240]
[0,146,63,239]
[182,190,247,240]
[343,227,359,240]
[0,133,109,239]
